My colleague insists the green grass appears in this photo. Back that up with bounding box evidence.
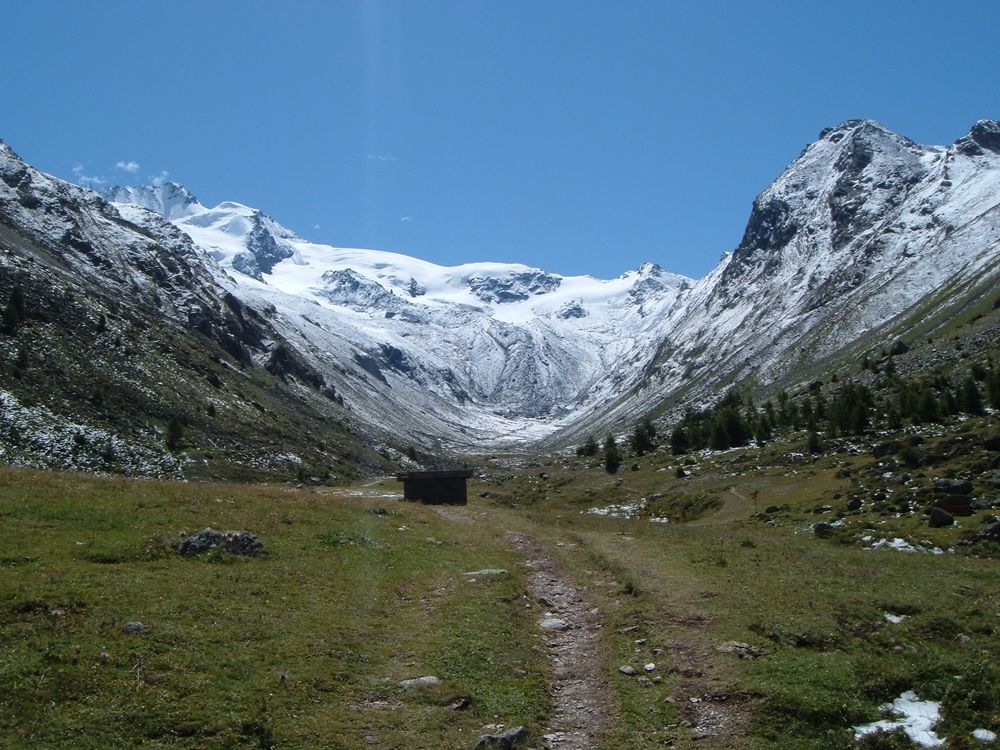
[474,423,1000,750]
[3,408,999,750]
[0,469,547,749]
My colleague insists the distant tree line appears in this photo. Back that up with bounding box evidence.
[665,358,999,455]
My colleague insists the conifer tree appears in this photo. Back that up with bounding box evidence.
[630,418,657,455]
[958,375,984,415]
[670,426,689,455]
[166,416,185,451]
[988,368,1000,409]
[604,434,621,474]
[577,435,599,457]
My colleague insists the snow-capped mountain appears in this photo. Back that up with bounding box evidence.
[1,118,997,473]
[566,119,1000,440]
[98,182,693,447]
[91,119,1000,451]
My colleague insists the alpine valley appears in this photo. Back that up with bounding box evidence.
[1,119,999,479]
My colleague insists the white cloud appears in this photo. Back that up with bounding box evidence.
[400,216,413,223]
[71,164,105,186]
[149,170,170,186]
[367,153,397,162]
[115,160,140,173]
[313,224,321,229]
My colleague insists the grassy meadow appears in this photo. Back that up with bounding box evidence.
[1,420,998,749]
[0,469,546,749]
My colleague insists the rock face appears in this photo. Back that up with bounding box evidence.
[177,528,265,556]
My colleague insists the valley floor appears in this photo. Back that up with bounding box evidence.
[1,429,998,750]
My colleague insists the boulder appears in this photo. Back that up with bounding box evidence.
[474,726,528,749]
[873,441,901,458]
[846,498,863,511]
[813,522,836,538]
[889,340,909,356]
[400,675,440,689]
[177,528,264,556]
[934,479,973,496]
[928,507,954,528]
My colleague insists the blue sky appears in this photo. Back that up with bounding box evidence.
[3,1,996,279]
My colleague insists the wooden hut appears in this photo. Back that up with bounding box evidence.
[396,469,473,505]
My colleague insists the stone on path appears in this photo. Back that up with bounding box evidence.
[539,618,571,631]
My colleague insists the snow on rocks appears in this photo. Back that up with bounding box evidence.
[861,536,948,554]
[853,691,945,747]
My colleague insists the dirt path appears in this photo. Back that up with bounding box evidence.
[505,531,613,750]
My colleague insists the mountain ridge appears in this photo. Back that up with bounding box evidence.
[1,118,997,477]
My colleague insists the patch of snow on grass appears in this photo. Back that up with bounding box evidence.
[853,691,945,747]
[861,536,946,555]
[973,729,997,742]
[584,500,647,519]
[884,613,908,624]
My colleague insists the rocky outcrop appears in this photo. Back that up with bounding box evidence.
[177,528,265,556]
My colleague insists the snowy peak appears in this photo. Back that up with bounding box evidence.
[100,181,204,219]
[102,184,301,281]
[955,119,1000,156]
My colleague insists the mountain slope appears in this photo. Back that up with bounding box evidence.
[100,187,695,449]
[551,119,1000,442]
[0,141,396,480]
[1,119,997,476]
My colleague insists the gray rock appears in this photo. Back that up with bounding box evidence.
[539,618,571,631]
[934,479,973,495]
[474,726,528,749]
[463,569,509,577]
[399,675,440,689]
[846,498,863,511]
[123,621,146,634]
[716,641,767,659]
[619,665,637,676]
[177,528,264,556]
[958,522,1000,545]
[928,507,955,528]
[813,522,836,538]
